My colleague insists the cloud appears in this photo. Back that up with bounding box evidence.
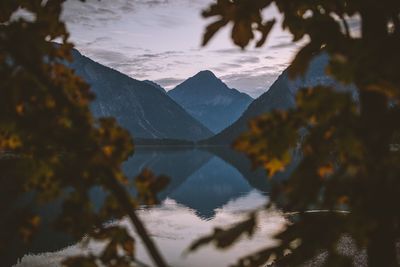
[62,0,205,28]
[63,0,167,28]
[221,71,281,98]
[264,55,275,60]
[63,0,294,98]
[211,48,263,55]
[62,0,124,27]
[153,13,183,28]
[218,63,242,69]
[81,48,128,63]
[211,48,244,54]
[77,46,187,79]
[235,56,260,64]
[154,78,185,89]
[251,64,288,74]
[268,41,298,49]
[82,36,114,46]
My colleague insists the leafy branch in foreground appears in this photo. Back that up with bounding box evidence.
[192,0,400,266]
[0,1,168,267]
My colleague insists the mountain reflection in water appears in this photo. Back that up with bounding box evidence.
[121,147,272,219]
[12,148,289,267]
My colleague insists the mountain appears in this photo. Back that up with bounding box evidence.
[67,49,213,141]
[205,53,356,145]
[169,155,253,218]
[167,70,253,133]
[143,80,167,94]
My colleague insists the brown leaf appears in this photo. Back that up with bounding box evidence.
[202,19,229,46]
[256,19,276,47]
[232,20,254,49]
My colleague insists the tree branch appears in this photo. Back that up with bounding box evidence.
[340,14,351,38]
[106,177,168,267]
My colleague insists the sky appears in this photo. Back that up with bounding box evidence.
[61,0,301,98]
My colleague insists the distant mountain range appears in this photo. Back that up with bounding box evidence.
[67,48,352,146]
[68,49,213,141]
[168,70,253,133]
[205,53,356,145]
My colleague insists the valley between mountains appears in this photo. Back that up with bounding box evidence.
[68,49,352,146]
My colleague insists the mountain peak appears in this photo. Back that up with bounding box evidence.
[182,70,224,89]
[167,70,253,133]
[193,70,217,79]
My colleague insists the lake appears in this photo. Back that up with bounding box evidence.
[12,148,289,267]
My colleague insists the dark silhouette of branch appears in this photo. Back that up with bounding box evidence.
[106,176,168,267]
[340,14,351,37]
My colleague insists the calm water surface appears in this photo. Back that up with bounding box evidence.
[14,148,288,267]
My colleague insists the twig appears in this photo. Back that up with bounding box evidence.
[106,177,168,267]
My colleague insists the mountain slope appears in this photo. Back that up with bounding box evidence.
[68,49,213,141]
[205,54,356,145]
[167,70,253,133]
[143,80,167,94]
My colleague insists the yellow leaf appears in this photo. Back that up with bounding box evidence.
[29,215,41,227]
[338,196,349,204]
[16,104,24,115]
[324,128,334,139]
[8,135,22,149]
[102,145,113,156]
[265,158,285,177]
[318,164,334,177]
[309,115,317,125]
[45,97,56,108]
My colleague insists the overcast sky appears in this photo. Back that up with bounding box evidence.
[61,0,301,98]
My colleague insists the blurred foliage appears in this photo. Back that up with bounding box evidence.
[0,1,168,267]
[192,0,400,266]
[135,169,169,206]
